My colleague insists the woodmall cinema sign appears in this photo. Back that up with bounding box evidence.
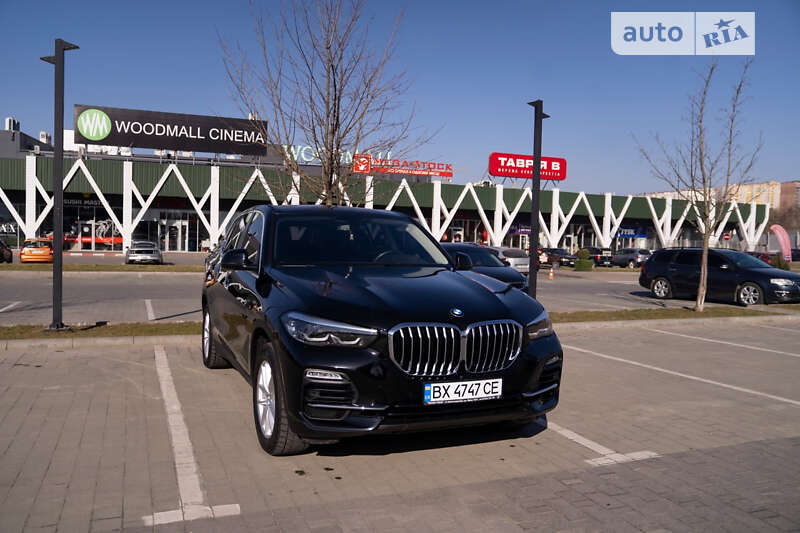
[352,154,453,178]
[488,152,567,180]
[73,105,269,156]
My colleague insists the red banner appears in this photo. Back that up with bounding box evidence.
[770,224,792,261]
[488,152,567,180]
[352,154,453,178]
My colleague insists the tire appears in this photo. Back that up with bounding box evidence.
[252,338,308,456]
[651,277,673,299]
[202,309,230,369]
[737,282,763,306]
[627,260,635,269]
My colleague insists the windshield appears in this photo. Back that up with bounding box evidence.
[716,250,771,269]
[24,240,51,248]
[446,246,506,267]
[274,215,450,267]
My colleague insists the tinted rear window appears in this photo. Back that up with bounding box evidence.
[649,250,675,263]
[502,248,528,258]
[675,250,701,266]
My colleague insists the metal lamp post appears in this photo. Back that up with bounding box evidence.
[41,38,79,330]
[526,99,549,299]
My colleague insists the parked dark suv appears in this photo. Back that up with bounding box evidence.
[202,206,563,455]
[640,248,800,305]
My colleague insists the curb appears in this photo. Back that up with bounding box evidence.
[2,334,200,351]
[554,312,800,333]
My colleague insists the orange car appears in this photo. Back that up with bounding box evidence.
[20,239,54,263]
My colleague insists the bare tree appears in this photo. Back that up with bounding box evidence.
[221,0,432,206]
[638,59,763,311]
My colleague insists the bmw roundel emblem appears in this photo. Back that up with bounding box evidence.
[450,308,463,318]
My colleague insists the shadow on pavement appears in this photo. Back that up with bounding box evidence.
[315,417,547,457]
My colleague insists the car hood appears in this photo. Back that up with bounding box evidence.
[268,265,543,330]
[470,266,526,284]
[750,267,800,280]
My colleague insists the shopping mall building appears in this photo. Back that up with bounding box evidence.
[0,119,772,254]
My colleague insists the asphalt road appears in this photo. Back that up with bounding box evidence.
[1,317,799,531]
[0,270,710,326]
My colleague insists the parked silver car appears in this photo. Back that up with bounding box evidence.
[488,246,531,274]
[612,248,651,268]
[125,241,163,264]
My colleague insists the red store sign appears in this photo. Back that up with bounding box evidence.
[352,154,453,178]
[488,152,567,180]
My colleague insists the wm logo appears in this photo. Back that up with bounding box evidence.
[77,109,111,141]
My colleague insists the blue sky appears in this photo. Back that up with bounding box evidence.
[1,1,797,194]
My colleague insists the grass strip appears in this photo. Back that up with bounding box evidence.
[0,264,204,272]
[551,306,777,323]
[0,321,202,340]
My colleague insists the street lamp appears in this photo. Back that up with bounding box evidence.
[526,99,549,299]
[42,38,79,331]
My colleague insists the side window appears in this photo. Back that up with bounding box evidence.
[675,250,701,266]
[243,213,264,268]
[708,253,728,269]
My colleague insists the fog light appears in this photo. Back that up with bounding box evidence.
[304,369,347,382]
[545,354,561,366]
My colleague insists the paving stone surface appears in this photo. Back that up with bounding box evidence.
[0,317,799,531]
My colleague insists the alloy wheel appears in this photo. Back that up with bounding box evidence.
[202,312,210,361]
[740,285,760,305]
[654,279,669,298]
[256,361,276,438]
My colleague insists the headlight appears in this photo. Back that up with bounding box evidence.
[525,310,553,341]
[281,312,378,348]
[770,278,794,286]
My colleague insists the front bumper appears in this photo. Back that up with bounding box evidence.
[767,283,800,303]
[276,332,563,440]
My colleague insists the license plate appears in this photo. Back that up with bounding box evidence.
[424,378,502,404]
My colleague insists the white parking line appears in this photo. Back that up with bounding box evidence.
[0,301,20,313]
[755,323,800,334]
[546,421,659,467]
[145,345,240,526]
[562,343,800,407]
[145,299,155,321]
[644,327,800,359]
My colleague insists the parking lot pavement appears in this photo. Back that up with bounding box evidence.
[0,269,740,326]
[0,272,203,325]
[1,316,799,532]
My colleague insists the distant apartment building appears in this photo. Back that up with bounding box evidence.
[643,179,797,211]
[780,180,800,211]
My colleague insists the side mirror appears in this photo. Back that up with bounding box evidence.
[502,259,511,266]
[453,252,473,271]
[220,248,254,271]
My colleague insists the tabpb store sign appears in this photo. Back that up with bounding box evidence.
[611,12,755,55]
[73,105,269,156]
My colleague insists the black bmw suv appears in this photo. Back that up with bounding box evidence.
[640,247,800,305]
[202,206,562,455]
